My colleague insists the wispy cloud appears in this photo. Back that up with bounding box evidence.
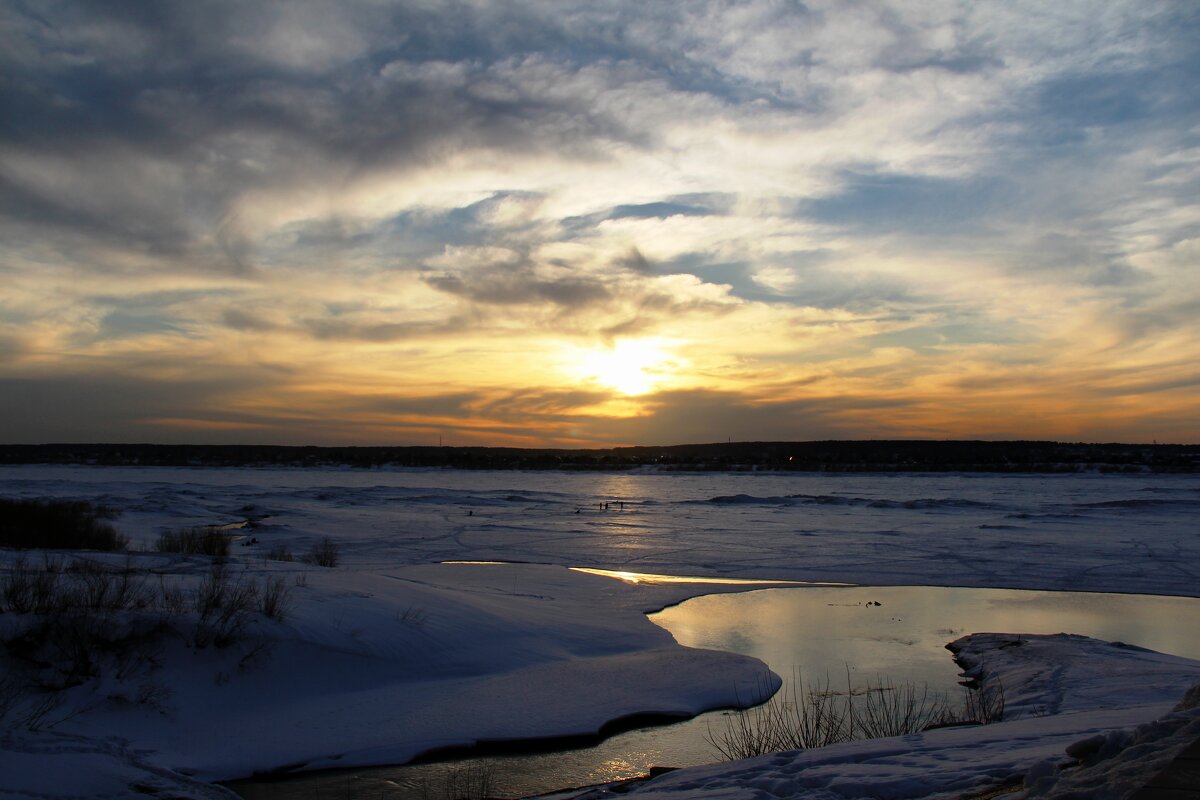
[1,0,1197,444]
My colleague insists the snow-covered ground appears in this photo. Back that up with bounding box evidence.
[0,560,780,798]
[1,466,1198,799]
[590,634,1200,800]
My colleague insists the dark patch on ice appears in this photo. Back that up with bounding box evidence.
[1006,512,1083,520]
[978,524,1022,530]
[1076,498,1194,510]
[701,493,1000,510]
[705,493,781,504]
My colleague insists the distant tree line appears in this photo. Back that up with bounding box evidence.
[0,440,1196,472]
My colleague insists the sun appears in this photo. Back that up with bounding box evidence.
[567,339,681,396]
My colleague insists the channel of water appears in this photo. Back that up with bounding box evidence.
[229,583,1200,800]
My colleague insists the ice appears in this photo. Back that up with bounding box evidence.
[1,466,1198,798]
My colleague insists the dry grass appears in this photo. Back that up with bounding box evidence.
[305,536,339,567]
[265,543,293,562]
[0,498,127,551]
[0,554,295,728]
[708,669,1007,761]
[155,527,231,557]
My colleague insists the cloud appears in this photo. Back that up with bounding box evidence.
[608,200,717,220]
[423,270,611,310]
[220,308,278,333]
[615,247,654,275]
[1,1,1198,444]
[301,316,472,343]
[0,372,274,443]
[0,334,23,365]
[588,389,908,445]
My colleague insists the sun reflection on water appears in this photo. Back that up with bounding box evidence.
[571,567,849,586]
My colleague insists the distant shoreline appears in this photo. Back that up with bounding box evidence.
[1,440,1197,473]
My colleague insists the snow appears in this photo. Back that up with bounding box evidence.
[1029,684,1200,798]
[569,636,1200,800]
[1,467,1199,799]
[2,466,1197,597]
[1,560,778,792]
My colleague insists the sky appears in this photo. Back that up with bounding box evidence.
[1,1,1198,447]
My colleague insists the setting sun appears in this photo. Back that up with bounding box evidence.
[567,339,683,396]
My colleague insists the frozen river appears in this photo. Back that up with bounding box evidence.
[1,465,1197,596]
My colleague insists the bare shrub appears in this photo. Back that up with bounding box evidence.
[0,674,30,723]
[135,680,173,715]
[258,576,292,621]
[305,537,339,567]
[156,527,231,557]
[962,679,1006,724]
[0,498,127,551]
[708,669,1006,761]
[9,687,64,731]
[854,678,955,739]
[68,558,152,611]
[156,574,188,614]
[265,543,293,562]
[1,556,64,613]
[192,564,259,648]
[708,671,848,760]
[4,610,166,692]
[0,555,293,728]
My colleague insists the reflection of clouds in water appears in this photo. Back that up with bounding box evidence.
[654,586,1200,700]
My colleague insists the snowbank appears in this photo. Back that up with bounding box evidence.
[1027,683,1200,798]
[589,634,1200,800]
[1,559,777,796]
